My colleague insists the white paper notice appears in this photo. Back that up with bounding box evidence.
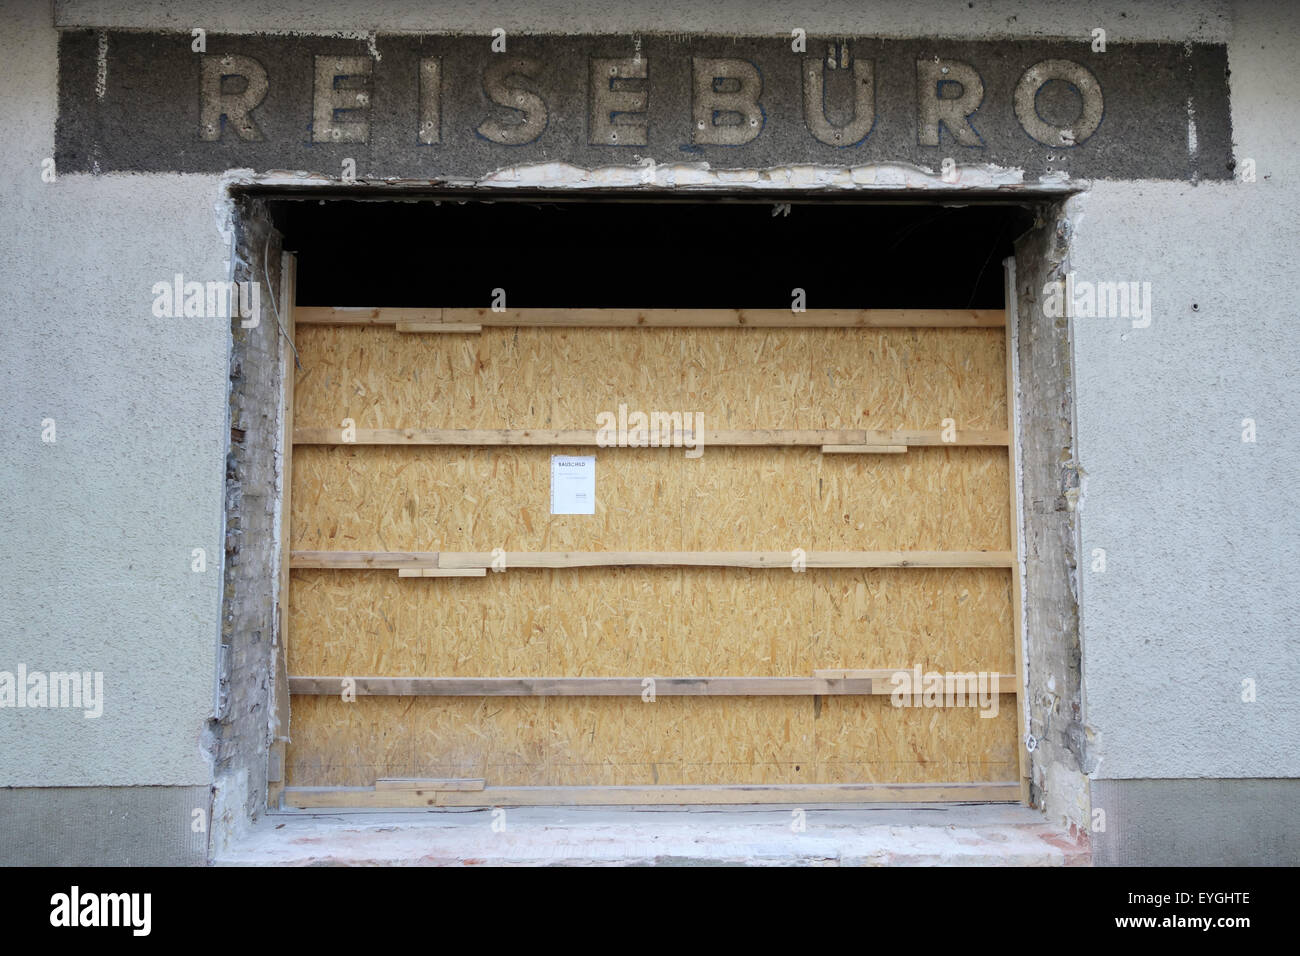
[550,455,596,515]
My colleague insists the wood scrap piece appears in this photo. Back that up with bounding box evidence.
[395,322,482,333]
[820,444,908,454]
[375,778,486,791]
[397,568,487,577]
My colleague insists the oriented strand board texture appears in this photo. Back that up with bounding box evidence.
[289,568,1013,677]
[291,445,1009,552]
[292,326,1006,431]
[286,696,1019,787]
[288,323,1014,788]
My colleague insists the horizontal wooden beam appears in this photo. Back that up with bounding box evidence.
[821,444,908,454]
[815,669,1018,690]
[292,551,439,569]
[284,781,1023,808]
[289,550,1015,571]
[290,676,878,696]
[437,550,1012,570]
[289,674,1018,697]
[292,427,1008,448]
[295,307,1005,329]
[296,307,440,326]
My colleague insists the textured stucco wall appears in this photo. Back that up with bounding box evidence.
[1070,0,1300,781]
[1070,178,1299,779]
[0,0,228,786]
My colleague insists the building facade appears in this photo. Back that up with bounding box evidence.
[1,0,1296,866]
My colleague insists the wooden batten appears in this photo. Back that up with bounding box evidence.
[291,551,439,569]
[287,674,1018,697]
[1003,259,1032,806]
[293,427,1008,447]
[289,550,1015,571]
[821,444,909,454]
[289,676,877,696]
[396,567,487,578]
[395,322,482,334]
[268,252,297,810]
[295,306,1005,328]
[284,781,1023,808]
[814,668,1018,691]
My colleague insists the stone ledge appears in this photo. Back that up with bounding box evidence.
[216,802,1089,867]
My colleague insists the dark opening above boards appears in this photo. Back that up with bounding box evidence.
[271,197,1032,309]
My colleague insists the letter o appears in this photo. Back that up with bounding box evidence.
[1014,59,1103,147]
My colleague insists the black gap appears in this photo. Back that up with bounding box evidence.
[271,198,1033,308]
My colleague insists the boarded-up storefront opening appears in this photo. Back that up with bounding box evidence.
[271,197,1035,808]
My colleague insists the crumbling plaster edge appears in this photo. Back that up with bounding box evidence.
[217,160,1088,195]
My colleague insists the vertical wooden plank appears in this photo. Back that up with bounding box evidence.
[1003,260,1031,806]
[269,252,298,808]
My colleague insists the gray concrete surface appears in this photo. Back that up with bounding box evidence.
[0,786,210,865]
[1090,779,1300,865]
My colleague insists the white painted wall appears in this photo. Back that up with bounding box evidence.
[0,0,228,785]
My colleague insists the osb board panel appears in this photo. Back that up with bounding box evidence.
[288,567,1014,678]
[290,445,1009,552]
[286,322,1014,787]
[285,695,1019,787]
[292,326,1007,432]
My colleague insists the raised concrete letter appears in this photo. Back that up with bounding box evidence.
[313,55,372,144]
[803,45,875,146]
[692,57,763,146]
[1014,59,1103,147]
[199,55,268,141]
[917,59,984,147]
[589,57,649,146]
[478,57,548,145]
